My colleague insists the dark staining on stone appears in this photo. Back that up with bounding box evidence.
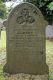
[40,51,43,55]
[28,16,35,23]
[16,16,24,24]
[21,8,29,17]
[16,8,35,24]
[10,11,14,17]
[33,9,38,14]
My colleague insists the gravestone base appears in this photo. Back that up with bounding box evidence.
[4,63,49,75]
[4,73,49,80]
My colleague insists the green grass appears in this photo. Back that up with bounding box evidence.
[46,40,53,80]
[0,31,53,80]
[0,31,6,80]
[0,65,5,80]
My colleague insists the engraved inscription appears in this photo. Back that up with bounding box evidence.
[16,8,35,24]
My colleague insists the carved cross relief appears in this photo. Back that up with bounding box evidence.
[16,8,35,24]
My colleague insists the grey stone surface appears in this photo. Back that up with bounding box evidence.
[3,2,49,79]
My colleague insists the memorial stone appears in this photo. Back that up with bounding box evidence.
[4,2,49,78]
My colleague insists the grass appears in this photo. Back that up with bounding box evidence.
[0,65,4,80]
[0,31,6,80]
[46,40,53,80]
[0,31,53,80]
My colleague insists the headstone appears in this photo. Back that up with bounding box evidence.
[3,2,49,78]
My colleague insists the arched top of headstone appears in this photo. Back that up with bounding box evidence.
[4,2,48,27]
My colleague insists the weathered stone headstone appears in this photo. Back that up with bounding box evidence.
[4,2,49,78]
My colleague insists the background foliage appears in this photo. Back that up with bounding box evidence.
[0,0,7,19]
[26,0,53,24]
